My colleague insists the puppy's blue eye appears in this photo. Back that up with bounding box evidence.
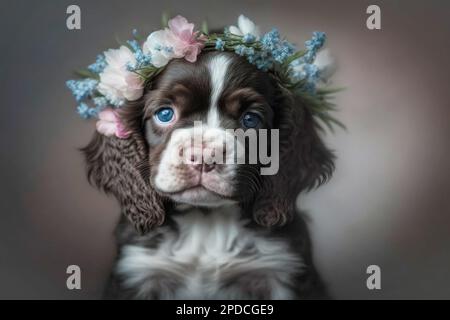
[155,107,175,124]
[241,112,261,128]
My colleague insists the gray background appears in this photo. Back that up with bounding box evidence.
[1,0,450,299]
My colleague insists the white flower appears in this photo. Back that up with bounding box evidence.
[97,46,144,103]
[314,49,337,82]
[229,15,260,38]
[142,30,178,68]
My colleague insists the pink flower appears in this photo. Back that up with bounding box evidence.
[167,15,206,63]
[143,15,205,66]
[96,108,131,139]
[98,46,144,103]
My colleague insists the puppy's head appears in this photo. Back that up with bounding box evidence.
[84,51,334,233]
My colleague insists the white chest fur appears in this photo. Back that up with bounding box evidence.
[116,206,303,299]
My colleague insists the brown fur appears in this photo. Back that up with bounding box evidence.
[82,51,334,233]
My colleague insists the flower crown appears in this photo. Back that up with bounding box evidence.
[67,14,342,138]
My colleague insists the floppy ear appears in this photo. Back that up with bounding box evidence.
[252,89,335,227]
[82,101,165,234]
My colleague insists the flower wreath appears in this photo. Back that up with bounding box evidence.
[67,14,343,138]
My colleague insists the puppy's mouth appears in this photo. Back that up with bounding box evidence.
[162,184,235,207]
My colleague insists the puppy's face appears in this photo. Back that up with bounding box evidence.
[85,51,334,231]
[143,52,275,207]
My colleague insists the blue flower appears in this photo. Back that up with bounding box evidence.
[102,93,124,107]
[261,28,280,51]
[303,81,316,94]
[243,33,256,43]
[77,103,91,119]
[133,54,152,70]
[93,97,108,109]
[244,50,256,64]
[303,64,319,81]
[127,39,141,52]
[215,38,225,51]
[234,45,247,56]
[127,40,152,70]
[88,107,99,118]
[87,55,107,74]
[254,52,273,71]
[272,41,295,63]
[126,62,134,72]
[289,61,321,93]
[66,79,98,102]
[245,46,255,56]
[261,29,296,63]
[305,31,326,51]
[290,69,306,81]
[234,45,261,66]
[255,58,273,71]
[245,49,257,62]
[303,31,326,63]
[304,51,316,63]
[238,47,273,71]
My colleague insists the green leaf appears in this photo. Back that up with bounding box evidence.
[295,87,346,133]
[161,11,170,28]
[282,50,305,67]
[317,87,345,95]
[201,20,209,34]
[74,69,99,80]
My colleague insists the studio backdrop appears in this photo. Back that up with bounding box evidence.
[1,0,450,299]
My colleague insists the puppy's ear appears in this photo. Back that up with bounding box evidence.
[252,90,335,227]
[82,101,165,234]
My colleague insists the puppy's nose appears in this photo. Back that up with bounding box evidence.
[185,146,217,173]
[203,163,216,172]
[190,158,216,173]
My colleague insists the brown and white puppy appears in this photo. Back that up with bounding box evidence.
[83,51,334,299]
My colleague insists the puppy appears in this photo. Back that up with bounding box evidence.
[83,51,334,299]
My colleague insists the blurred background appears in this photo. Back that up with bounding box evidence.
[1,0,449,299]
